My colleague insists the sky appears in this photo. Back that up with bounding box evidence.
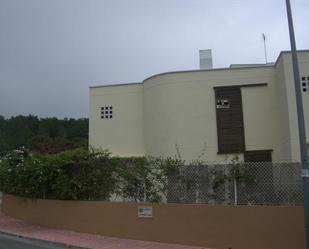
[0,0,308,118]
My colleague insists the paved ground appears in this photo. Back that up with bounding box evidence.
[0,232,76,249]
[0,211,209,249]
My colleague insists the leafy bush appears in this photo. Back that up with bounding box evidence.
[0,147,184,202]
[212,157,256,192]
[116,156,183,202]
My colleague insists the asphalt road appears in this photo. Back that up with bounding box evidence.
[0,232,80,249]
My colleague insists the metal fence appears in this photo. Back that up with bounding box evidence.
[166,162,304,206]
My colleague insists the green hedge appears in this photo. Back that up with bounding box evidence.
[0,147,183,202]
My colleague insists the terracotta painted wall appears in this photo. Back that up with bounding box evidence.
[1,194,306,249]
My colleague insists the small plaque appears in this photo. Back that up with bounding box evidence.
[138,206,153,218]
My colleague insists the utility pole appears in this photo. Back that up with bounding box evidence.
[285,0,309,248]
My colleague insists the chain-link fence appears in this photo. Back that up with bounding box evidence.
[166,162,304,206]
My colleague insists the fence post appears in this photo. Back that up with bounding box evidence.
[143,180,147,202]
[224,165,230,204]
[234,179,238,205]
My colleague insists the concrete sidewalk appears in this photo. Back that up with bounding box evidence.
[0,211,209,249]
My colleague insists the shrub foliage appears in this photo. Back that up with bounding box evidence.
[0,147,183,202]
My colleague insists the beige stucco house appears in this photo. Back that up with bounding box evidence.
[89,50,309,163]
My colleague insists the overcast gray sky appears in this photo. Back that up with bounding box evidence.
[0,0,308,118]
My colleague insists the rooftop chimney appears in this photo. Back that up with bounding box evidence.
[199,49,213,70]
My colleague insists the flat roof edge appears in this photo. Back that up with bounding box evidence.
[142,65,274,82]
[275,49,309,66]
[89,50,309,88]
[89,82,142,88]
[143,50,309,82]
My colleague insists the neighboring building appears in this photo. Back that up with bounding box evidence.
[89,50,309,163]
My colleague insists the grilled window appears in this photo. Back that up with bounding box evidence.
[101,106,113,119]
[301,76,309,93]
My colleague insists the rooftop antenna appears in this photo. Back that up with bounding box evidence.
[262,33,268,64]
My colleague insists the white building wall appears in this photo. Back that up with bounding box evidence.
[298,52,309,146]
[89,83,144,157]
[273,56,294,161]
[143,67,280,162]
[89,51,309,163]
[275,52,309,162]
[241,78,281,159]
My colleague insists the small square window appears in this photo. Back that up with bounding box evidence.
[100,105,113,119]
[300,77,309,93]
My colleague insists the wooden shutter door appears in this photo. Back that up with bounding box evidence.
[215,87,245,153]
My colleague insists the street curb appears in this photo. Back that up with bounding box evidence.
[0,229,90,249]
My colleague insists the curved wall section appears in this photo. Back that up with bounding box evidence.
[143,72,217,161]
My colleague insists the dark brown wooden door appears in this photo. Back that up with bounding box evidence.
[244,150,272,162]
[215,87,245,153]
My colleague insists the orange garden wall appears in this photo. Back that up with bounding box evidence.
[1,194,306,249]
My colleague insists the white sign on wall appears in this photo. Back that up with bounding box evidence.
[138,206,153,218]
